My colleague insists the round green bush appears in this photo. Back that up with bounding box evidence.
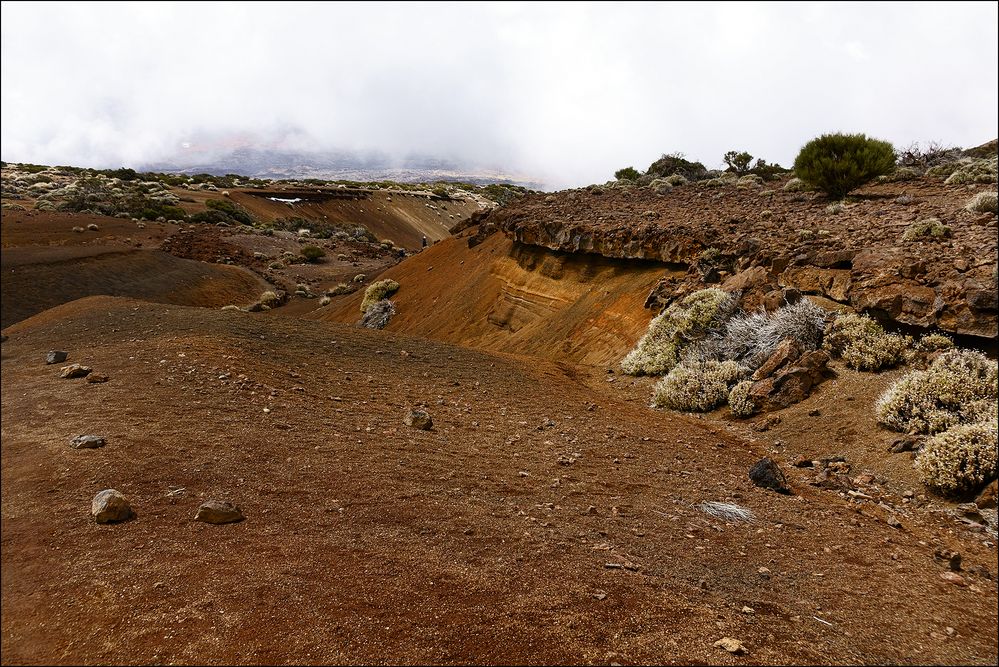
[792,133,896,198]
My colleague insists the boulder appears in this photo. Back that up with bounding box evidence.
[195,500,245,524]
[86,373,110,384]
[748,457,791,494]
[976,480,998,510]
[70,435,105,449]
[405,409,433,430]
[749,350,829,411]
[92,489,132,523]
[752,339,804,381]
[60,364,91,379]
[46,350,68,364]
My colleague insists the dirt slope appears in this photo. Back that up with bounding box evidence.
[1,298,996,665]
[317,233,672,367]
[1,212,268,328]
[229,188,480,250]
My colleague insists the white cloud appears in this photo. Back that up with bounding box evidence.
[2,1,996,189]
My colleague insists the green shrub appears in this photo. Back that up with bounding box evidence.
[651,360,745,411]
[646,152,708,182]
[723,151,753,174]
[915,420,997,495]
[793,133,896,198]
[614,167,641,181]
[205,198,253,225]
[360,279,400,314]
[664,173,688,187]
[621,288,737,376]
[823,313,910,371]
[875,349,998,434]
[901,217,951,241]
[965,191,998,214]
[300,245,326,263]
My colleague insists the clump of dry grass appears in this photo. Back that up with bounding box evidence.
[621,288,737,376]
[697,501,755,522]
[360,279,400,314]
[966,191,998,214]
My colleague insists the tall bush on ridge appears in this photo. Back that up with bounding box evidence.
[793,133,896,198]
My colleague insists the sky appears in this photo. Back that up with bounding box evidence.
[2,1,997,189]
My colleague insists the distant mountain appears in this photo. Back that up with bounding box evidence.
[140,147,543,189]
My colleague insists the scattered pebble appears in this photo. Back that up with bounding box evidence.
[404,409,433,430]
[45,350,68,364]
[91,489,132,524]
[70,435,105,449]
[195,500,245,525]
[60,364,91,379]
[713,637,747,655]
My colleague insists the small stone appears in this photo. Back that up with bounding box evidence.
[195,500,244,524]
[70,435,105,449]
[60,364,91,379]
[757,566,771,578]
[46,350,68,364]
[748,457,791,494]
[92,489,132,523]
[713,637,747,655]
[807,409,820,417]
[940,571,966,586]
[404,409,433,430]
[86,373,109,384]
[741,606,755,614]
[886,515,902,528]
[592,592,607,600]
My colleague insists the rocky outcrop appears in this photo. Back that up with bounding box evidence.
[482,176,997,338]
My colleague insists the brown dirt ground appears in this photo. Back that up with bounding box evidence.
[1,297,997,665]
[1,212,269,329]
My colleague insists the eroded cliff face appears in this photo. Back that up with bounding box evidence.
[485,175,998,339]
[316,233,672,366]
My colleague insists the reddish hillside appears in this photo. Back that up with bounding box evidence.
[316,232,672,367]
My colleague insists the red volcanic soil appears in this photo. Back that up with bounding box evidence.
[317,233,673,367]
[1,297,996,665]
[1,212,269,329]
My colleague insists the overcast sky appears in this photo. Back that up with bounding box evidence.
[2,1,997,188]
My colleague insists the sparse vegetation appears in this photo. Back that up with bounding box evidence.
[966,191,998,214]
[697,299,827,371]
[728,380,757,417]
[792,133,897,198]
[918,333,954,352]
[943,157,998,185]
[901,217,951,241]
[300,245,326,263]
[614,167,641,181]
[646,152,708,182]
[651,359,745,411]
[783,177,809,192]
[360,279,400,314]
[621,288,737,376]
[875,349,998,434]
[915,420,998,495]
[823,312,910,371]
